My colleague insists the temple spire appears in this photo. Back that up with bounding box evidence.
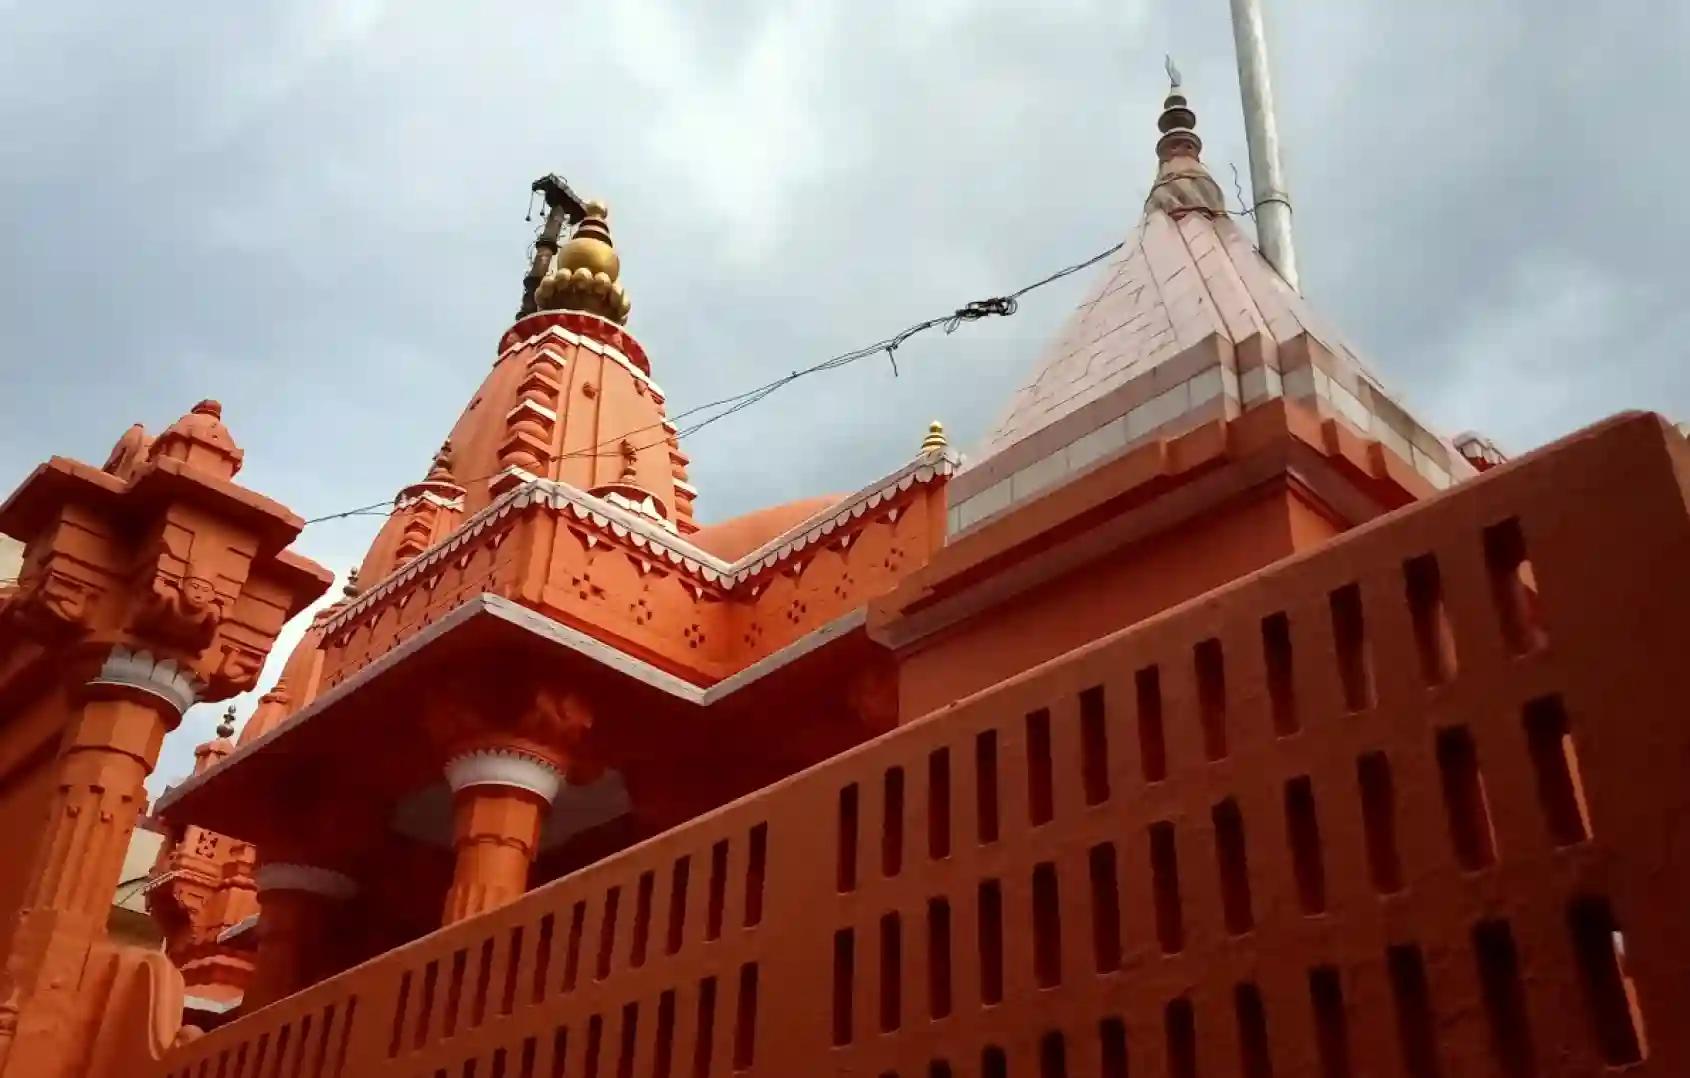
[1145,63,1227,217]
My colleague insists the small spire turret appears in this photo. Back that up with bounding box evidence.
[1145,61,1226,218]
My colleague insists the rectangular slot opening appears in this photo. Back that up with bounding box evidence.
[1040,1031,1068,1078]
[666,857,690,955]
[493,1046,507,1078]
[1262,611,1298,735]
[1329,583,1376,711]
[1235,982,1273,1078]
[471,938,492,1027]
[632,871,654,968]
[1089,842,1122,973]
[707,839,728,940]
[1483,518,1548,655]
[521,1036,537,1078]
[1150,821,1184,954]
[1523,696,1592,845]
[928,748,951,859]
[927,897,952,1020]
[618,1002,638,1078]
[596,887,620,981]
[883,768,905,877]
[585,1014,603,1078]
[1195,637,1229,760]
[1285,776,1327,915]
[1437,726,1498,870]
[981,1046,1008,1078]
[654,990,676,1078]
[1165,997,1198,1078]
[1473,919,1537,1077]
[1099,1017,1128,1078]
[1080,685,1110,804]
[930,1064,953,1078]
[745,823,767,926]
[1309,966,1351,1078]
[976,730,1000,844]
[1027,708,1055,825]
[1033,861,1063,988]
[837,785,860,892]
[1567,898,1647,1066]
[390,971,412,1057]
[552,1027,570,1078]
[502,926,523,1015]
[445,948,467,1038]
[693,977,717,1078]
[1404,553,1457,686]
[979,878,1004,1004]
[1387,944,1441,1078]
[879,913,902,1032]
[1136,664,1167,781]
[734,962,758,1070]
[832,929,855,1046]
[1357,752,1404,893]
[1213,798,1254,935]
[564,902,584,992]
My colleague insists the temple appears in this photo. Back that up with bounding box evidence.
[1,78,1686,1078]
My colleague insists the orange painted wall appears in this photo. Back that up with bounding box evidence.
[144,412,1690,1078]
[899,485,1338,718]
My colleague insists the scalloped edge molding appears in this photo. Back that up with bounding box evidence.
[88,646,204,714]
[444,748,563,802]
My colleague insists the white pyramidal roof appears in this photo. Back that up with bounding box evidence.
[948,87,1471,535]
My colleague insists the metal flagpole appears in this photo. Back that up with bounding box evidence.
[1229,0,1301,292]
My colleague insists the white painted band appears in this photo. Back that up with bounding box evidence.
[445,748,563,802]
[87,646,203,714]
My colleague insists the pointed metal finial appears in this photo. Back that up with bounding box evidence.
[1165,54,1182,90]
[920,421,948,455]
[216,705,236,739]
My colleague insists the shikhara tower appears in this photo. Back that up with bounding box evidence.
[0,77,1683,1078]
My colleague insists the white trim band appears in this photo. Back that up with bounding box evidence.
[87,646,204,714]
[445,747,563,802]
[255,862,358,899]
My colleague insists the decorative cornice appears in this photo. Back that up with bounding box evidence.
[496,320,660,395]
[321,448,959,636]
[154,595,870,816]
[253,862,358,900]
[87,646,204,714]
[444,747,564,801]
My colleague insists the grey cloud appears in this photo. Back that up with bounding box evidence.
[1,1,1681,790]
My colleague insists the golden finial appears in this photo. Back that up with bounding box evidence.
[534,197,632,324]
[920,421,948,454]
[216,705,237,739]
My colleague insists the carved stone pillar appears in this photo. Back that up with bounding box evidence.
[243,863,358,1012]
[0,649,198,1070]
[441,750,563,925]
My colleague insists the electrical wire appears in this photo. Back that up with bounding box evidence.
[298,225,1145,529]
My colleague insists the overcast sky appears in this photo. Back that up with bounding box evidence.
[2,2,1684,792]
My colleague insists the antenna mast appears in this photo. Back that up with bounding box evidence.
[518,173,589,320]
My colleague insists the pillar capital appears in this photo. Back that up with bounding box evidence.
[84,644,205,718]
[445,746,564,802]
[253,862,359,901]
